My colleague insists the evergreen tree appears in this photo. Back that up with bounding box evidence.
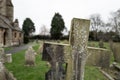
[22,18,35,43]
[50,13,65,39]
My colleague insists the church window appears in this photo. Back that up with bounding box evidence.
[14,32,17,38]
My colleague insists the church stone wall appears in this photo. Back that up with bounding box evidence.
[0,0,7,16]
[12,31,23,45]
[7,5,13,22]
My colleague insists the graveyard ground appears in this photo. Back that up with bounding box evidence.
[4,41,119,80]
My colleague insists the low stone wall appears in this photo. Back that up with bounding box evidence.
[86,47,111,68]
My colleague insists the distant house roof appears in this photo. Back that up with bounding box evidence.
[0,15,22,32]
[13,26,22,31]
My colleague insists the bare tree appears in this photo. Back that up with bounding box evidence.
[39,25,49,35]
[90,14,104,40]
[109,9,120,35]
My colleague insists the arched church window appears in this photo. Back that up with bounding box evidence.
[14,32,17,38]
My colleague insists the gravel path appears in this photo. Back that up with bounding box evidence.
[5,43,33,54]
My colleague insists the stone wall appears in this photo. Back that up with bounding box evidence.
[0,0,13,22]
[0,28,8,47]
[0,0,7,16]
[6,1,13,22]
[86,47,111,68]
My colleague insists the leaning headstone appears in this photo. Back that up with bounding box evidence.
[37,44,43,54]
[25,46,35,66]
[0,48,5,63]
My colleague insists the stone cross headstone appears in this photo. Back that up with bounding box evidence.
[42,18,90,80]
[68,18,90,80]
[43,42,69,80]
[25,46,36,66]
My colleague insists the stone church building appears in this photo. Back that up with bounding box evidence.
[0,0,23,47]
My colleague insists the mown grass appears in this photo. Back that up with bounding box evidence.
[84,66,107,80]
[5,44,49,80]
[5,42,112,80]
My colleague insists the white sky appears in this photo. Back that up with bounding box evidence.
[12,0,120,34]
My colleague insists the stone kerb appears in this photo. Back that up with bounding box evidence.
[6,54,12,63]
[86,47,111,68]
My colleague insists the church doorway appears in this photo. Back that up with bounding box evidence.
[3,31,7,45]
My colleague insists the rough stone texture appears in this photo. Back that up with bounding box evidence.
[25,46,36,66]
[0,0,13,22]
[0,48,5,63]
[86,47,111,68]
[0,62,16,80]
[42,42,69,80]
[68,18,90,80]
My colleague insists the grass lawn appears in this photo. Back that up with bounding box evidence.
[5,44,49,80]
[84,66,108,80]
[5,42,109,80]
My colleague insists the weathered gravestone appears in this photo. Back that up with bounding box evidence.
[86,47,111,68]
[42,18,111,80]
[42,18,90,80]
[42,42,69,80]
[25,46,36,66]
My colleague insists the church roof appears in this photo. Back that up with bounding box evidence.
[0,15,22,32]
[0,15,11,29]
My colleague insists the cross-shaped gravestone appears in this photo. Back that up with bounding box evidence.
[42,18,90,80]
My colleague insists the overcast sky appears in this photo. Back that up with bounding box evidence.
[12,0,120,34]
